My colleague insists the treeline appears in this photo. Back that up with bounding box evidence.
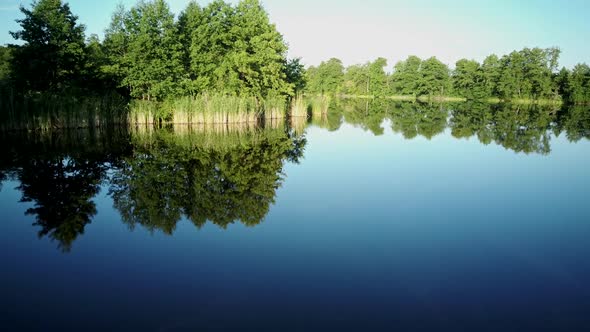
[306,49,590,104]
[0,0,304,100]
[1,0,589,106]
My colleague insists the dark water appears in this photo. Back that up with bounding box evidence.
[1,101,590,331]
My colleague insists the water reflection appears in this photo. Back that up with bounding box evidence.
[328,100,589,155]
[0,101,589,251]
[0,125,305,251]
[0,129,130,251]
[109,125,306,234]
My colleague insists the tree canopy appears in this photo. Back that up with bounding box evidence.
[9,0,87,92]
[6,0,297,100]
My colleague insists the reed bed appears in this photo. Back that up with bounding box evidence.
[158,94,260,125]
[263,95,287,120]
[128,100,159,125]
[310,95,331,117]
[0,93,128,131]
[289,95,309,118]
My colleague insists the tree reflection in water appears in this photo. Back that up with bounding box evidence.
[1,102,589,251]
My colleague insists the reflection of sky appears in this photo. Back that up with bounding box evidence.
[1,120,590,330]
[1,0,589,68]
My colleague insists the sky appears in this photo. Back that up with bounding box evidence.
[1,0,589,69]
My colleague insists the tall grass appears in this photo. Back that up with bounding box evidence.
[310,95,331,119]
[128,100,159,125]
[0,93,128,131]
[156,94,260,125]
[290,94,308,118]
[263,95,287,120]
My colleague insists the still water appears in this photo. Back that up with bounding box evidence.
[1,101,590,331]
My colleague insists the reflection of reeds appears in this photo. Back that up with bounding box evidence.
[290,115,307,136]
[266,117,286,131]
[130,121,290,152]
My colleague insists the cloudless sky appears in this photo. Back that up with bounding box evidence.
[1,0,589,69]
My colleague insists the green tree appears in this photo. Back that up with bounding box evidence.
[123,0,184,100]
[102,4,130,92]
[342,63,369,96]
[567,64,590,104]
[183,0,291,98]
[0,46,11,83]
[416,57,451,97]
[9,0,87,92]
[453,59,487,100]
[306,58,344,95]
[283,58,307,94]
[496,47,560,100]
[554,67,570,102]
[391,55,422,95]
[368,57,388,97]
[481,54,501,97]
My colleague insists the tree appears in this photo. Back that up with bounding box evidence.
[368,57,388,97]
[183,0,291,98]
[481,54,501,97]
[554,67,570,102]
[391,55,422,95]
[567,64,590,104]
[123,0,184,100]
[283,58,306,95]
[0,46,11,83]
[496,47,560,100]
[453,59,487,100]
[306,58,344,95]
[101,4,131,93]
[342,64,368,96]
[416,57,451,97]
[176,1,204,95]
[9,0,87,92]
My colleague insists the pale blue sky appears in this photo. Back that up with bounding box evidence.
[1,0,588,69]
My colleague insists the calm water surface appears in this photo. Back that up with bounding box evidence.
[1,102,590,331]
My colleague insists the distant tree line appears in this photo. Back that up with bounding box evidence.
[1,0,589,105]
[306,49,590,104]
[0,0,305,100]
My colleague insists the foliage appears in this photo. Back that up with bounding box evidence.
[179,0,292,98]
[9,0,88,92]
[0,46,11,84]
[283,58,307,94]
[416,57,452,97]
[306,58,344,96]
[102,0,183,100]
[341,58,388,97]
[453,59,487,100]
[391,56,422,95]
[564,64,590,104]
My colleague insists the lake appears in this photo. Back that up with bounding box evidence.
[1,101,590,331]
